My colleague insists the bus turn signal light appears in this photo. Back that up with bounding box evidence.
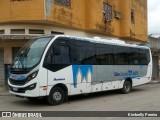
[43,86,48,90]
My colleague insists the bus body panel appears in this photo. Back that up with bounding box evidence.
[45,63,151,96]
[96,65,114,81]
[8,35,153,99]
[47,66,72,94]
[37,67,48,96]
[132,64,152,87]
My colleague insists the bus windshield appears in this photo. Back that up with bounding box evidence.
[12,37,53,69]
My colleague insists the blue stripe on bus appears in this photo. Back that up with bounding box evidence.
[72,65,93,88]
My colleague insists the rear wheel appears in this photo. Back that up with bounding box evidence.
[47,87,65,105]
[122,81,132,94]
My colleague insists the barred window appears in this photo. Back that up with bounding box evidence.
[29,29,44,34]
[51,31,64,35]
[0,30,5,34]
[103,3,112,21]
[10,29,25,34]
[55,0,71,7]
[11,0,28,2]
[131,9,135,23]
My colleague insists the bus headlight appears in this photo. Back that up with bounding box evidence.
[31,72,38,78]
[27,71,39,82]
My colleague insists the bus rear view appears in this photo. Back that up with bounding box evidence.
[8,35,152,105]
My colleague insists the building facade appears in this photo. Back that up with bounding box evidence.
[148,36,160,80]
[0,0,148,86]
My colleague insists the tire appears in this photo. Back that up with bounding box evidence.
[122,81,132,94]
[47,87,65,105]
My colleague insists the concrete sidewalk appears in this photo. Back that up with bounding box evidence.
[0,86,11,96]
[150,80,160,84]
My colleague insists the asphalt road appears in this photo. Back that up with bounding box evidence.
[0,83,160,120]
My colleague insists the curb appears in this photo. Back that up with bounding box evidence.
[0,91,11,96]
[149,81,160,84]
[0,92,11,96]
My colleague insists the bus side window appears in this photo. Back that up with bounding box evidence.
[70,45,80,64]
[45,47,54,64]
[113,46,129,65]
[96,44,113,65]
[81,45,96,65]
[45,45,70,65]
[54,45,70,64]
[69,41,96,65]
[139,49,150,65]
[43,45,71,72]
[129,48,140,65]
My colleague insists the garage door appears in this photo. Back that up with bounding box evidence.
[152,56,159,80]
[0,48,4,85]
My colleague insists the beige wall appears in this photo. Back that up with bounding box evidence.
[120,0,148,42]
[0,0,44,22]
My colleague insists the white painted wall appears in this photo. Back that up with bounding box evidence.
[0,24,114,38]
[0,24,142,44]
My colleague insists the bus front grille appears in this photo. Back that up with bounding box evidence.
[9,78,26,86]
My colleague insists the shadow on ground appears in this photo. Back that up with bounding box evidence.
[10,87,146,107]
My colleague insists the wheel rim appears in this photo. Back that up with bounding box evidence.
[125,83,130,92]
[53,92,62,101]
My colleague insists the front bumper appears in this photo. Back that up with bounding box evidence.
[8,79,40,97]
[9,83,37,94]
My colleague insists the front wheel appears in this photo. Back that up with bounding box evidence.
[122,81,132,94]
[47,87,65,105]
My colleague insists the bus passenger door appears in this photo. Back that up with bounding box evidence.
[43,43,72,95]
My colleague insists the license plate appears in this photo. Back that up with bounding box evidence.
[13,87,18,91]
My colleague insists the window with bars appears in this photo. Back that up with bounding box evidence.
[0,30,5,34]
[55,0,71,7]
[51,31,64,35]
[10,29,25,34]
[103,3,112,21]
[131,9,135,23]
[29,29,44,34]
